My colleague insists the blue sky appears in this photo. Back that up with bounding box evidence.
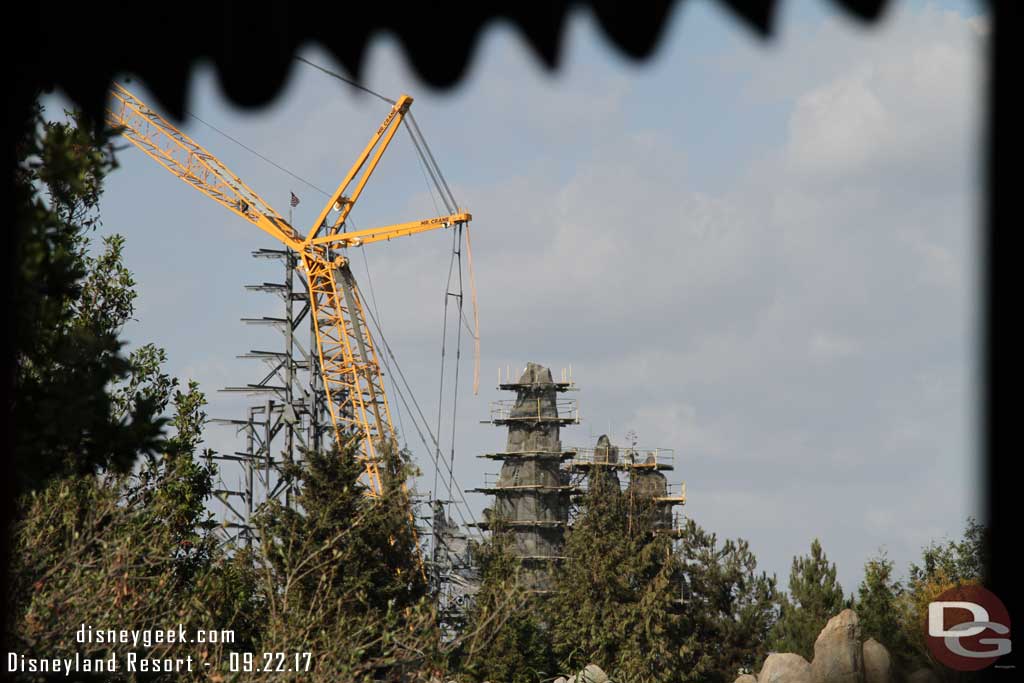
[45,0,986,593]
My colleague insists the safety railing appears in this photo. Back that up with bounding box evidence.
[479,471,569,489]
[487,397,580,424]
[664,510,689,534]
[653,482,686,501]
[569,446,675,468]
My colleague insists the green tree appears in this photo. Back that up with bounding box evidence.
[676,519,779,683]
[896,517,990,678]
[6,381,256,681]
[8,106,257,675]
[855,550,914,673]
[770,539,845,659]
[123,380,220,581]
[455,531,555,683]
[909,516,989,587]
[546,472,700,683]
[252,440,438,681]
[13,103,164,493]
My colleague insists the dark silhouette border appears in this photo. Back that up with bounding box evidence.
[4,2,1014,678]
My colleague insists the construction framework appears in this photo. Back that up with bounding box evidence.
[468,363,689,597]
[470,362,580,591]
[567,436,687,536]
[106,83,473,510]
[206,248,329,546]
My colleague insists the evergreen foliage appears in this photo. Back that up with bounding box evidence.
[855,550,914,675]
[13,104,165,493]
[251,441,439,681]
[6,384,256,679]
[909,517,989,587]
[675,519,779,683]
[895,517,990,677]
[455,532,555,683]
[454,475,781,683]
[6,101,996,683]
[547,471,697,683]
[769,539,845,660]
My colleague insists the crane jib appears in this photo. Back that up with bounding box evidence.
[105,82,464,579]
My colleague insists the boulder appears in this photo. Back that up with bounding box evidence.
[862,639,891,683]
[760,653,812,683]
[735,674,759,683]
[576,664,610,683]
[906,669,940,683]
[554,678,568,683]
[811,609,864,683]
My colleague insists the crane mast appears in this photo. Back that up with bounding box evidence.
[106,83,471,501]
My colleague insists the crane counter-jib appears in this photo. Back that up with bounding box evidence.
[104,81,476,570]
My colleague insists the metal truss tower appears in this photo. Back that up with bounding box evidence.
[427,499,480,635]
[207,248,329,546]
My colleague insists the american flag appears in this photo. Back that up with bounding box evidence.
[290,192,300,207]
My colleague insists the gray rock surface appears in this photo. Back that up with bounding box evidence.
[862,639,891,683]
[760,653,812,683]
[811,609,864,683]
[735,674,759,683]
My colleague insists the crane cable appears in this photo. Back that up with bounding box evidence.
[184,110,331,199]
[361,286,484,543]
[187,59,487,548]
[397,131,481,543]
[408,113,458,212]
[294,56,395,105]
[398,111,482,550]
[334,210,481,542]
[289,57,484,547]
[290,54,481,396]
[403,116,480,396]
[286,57,483,541]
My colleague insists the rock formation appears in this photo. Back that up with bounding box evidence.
[732,608,937,683]
[862,638,892,683]
[759,653,813,683]
[810,609,864,683]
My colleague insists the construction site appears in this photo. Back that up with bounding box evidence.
[102,71,690,626]
[9,5,992,680]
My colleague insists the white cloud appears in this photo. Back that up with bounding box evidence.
[82,0,985,591]
[809,331,862,362]
[787,67,888,177]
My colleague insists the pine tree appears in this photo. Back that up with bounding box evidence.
[676,519,779,683]
[770,539,845,659]
[124,380,219,581]
[6,381,255,676]
[910,516,989,587]
[8,106,253,673]
[855,550,914,675]
[455,531,555,683]
[897,517,990,676]
[253,440,438,681]
[546,471,700,683]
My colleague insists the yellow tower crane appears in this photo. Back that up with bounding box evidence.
[105,82,472,507]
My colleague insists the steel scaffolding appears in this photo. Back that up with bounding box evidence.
[470,362,580,591]
[567,434,687,537]
[207,248,329,547]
